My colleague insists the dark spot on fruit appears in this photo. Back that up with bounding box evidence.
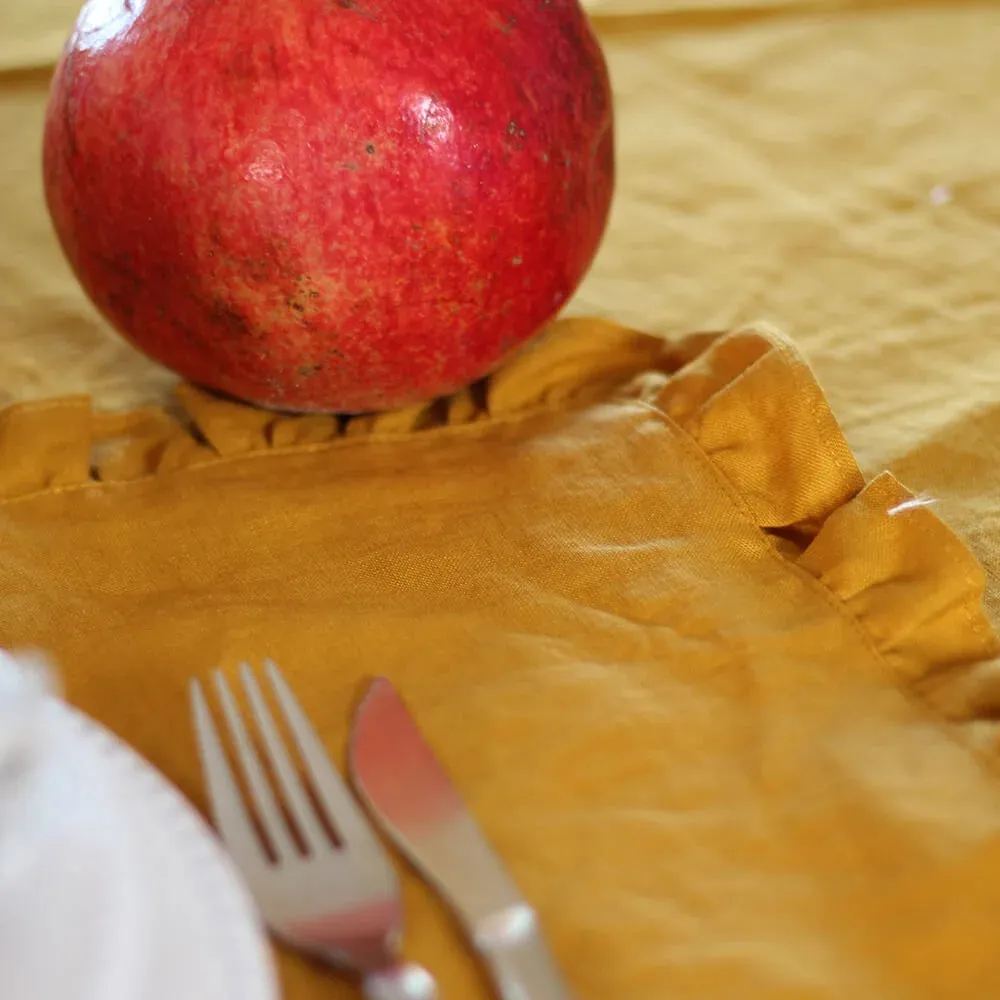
[504,120,525,151]
[211,300,252,337]
[334,0,380,20]
[171,317,200,347]
[266,42,282,78]
[365,143,376,155]
[106,290,135,324]
[308,290,321,299]
[298,363,322,377]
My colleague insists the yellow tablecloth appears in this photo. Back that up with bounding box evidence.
[3,2,1000,998]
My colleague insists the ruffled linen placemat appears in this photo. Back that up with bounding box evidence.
[0,318,997,998]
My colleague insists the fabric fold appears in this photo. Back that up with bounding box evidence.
[28,318,693,483]
[658,325,866,535]
[652,324,1000,681]
[798,472,1000,679]
[0,396,93,497]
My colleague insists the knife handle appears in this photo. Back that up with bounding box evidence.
[476,910,576,1000]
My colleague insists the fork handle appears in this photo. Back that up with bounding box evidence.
[362,962,438,1000]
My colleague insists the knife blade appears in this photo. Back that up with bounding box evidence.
[348,677,576,1000]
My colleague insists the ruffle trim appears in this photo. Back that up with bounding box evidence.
[645,324,1000,684]
[0,317,708,488]
[0,316,996,685]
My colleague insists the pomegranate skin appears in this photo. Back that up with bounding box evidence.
[43,0,615,413]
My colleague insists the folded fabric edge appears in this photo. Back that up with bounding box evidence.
[651,322,1000,688]
[0,317,712,491]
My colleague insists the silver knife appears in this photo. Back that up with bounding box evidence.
[348,677,576,1000]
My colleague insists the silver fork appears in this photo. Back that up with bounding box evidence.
[189,660,437,1000]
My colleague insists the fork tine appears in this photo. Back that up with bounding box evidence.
[189,678,266,872]
[240,662,328,853]
[265,659,377,846]
[213,669,297,862]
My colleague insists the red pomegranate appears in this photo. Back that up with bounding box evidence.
[43,0,615,413]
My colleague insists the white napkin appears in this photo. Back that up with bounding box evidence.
[0,650,278,1000]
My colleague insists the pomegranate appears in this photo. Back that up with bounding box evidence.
[43,0,615,413]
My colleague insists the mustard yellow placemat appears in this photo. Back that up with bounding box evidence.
[0,318,998,998]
